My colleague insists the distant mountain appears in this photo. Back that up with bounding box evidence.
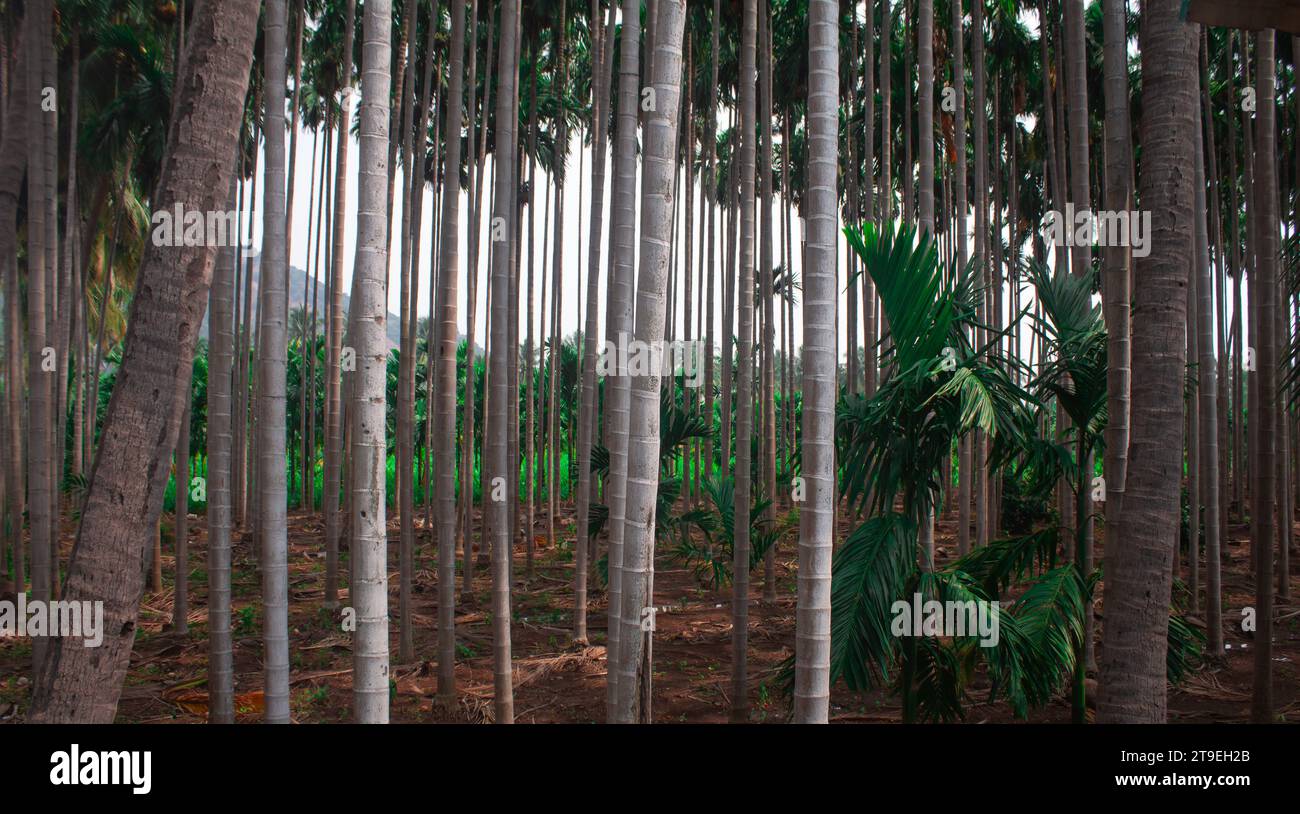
[199,253,402,348]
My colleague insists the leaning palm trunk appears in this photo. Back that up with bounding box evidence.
[26,0,258,722]
[485,0,521,725]
[350,0,393,725]
[1097,0,1197,724]
[614,0,687,725]
[259,0,291,724]
[434,0,468,704]
[793,0,838,725]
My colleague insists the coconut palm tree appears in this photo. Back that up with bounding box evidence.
[350,0,393,726]
[27,0,260,722]
[1097,0,1199,724]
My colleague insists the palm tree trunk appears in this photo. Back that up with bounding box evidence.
[1096,0,1198,724]
[918,0,935,568]
[258,0,291,724]
[614,0,687,725]
[323,0,357,610]
[350,0,393,725]
[603,0,643,720]
[971,0,989,550]
[1100,0,1132,637]
[0,18,26,595]
[434,0,467,703]
[173,398,191,636]
[729,0,758,724]
[573,0,616,644]
[206,170,239,724]
[1249,28,1278,724]
[952,0,970,555]
[881,0,892,228]
[794,0,838,725]
[27,0,258,721]
[24,0,52,671]
[486,0,520,724]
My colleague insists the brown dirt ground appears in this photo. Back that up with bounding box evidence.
[1,503,1297,723]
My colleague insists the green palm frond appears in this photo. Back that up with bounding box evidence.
[985,564,1087,717]
[954,527,1063,598]
[829,512,917,691]
[1167,611,1206,685]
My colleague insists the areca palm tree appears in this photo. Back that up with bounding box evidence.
[435,0,469,704]
[835,221,1081,723]
[350,0,393,726]
[1100,0,1132,645]
[486,0,521,725]
[207,171,239,725]
[729,0,757,726]
[1249,28,1279,725]
[603,0,642,721]
[613,0,688,726]
[259,0,291,725]
[794,0,838,725]
[323,0,357,610]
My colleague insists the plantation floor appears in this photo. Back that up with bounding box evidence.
[1,505,1297,723]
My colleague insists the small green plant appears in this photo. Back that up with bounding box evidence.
[234,605,256,636]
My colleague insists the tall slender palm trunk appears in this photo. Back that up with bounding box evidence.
[794,0,838,725]
[730,0,758,725]
[207,172,240,724]
[486,0,521,724]
[258,0,291,724]
[573,0,615,644]
[1249,28,1279,724]
[614,0,687,725]
[604,0,643,720]
[350,0,393,725]
[435,0,468,702]
[24,0,54,665]
[1100,0,1132,631]
[1097,0,1198,724]
[323,0,357,610]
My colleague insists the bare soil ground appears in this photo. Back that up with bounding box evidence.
[1,504,1297,723]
